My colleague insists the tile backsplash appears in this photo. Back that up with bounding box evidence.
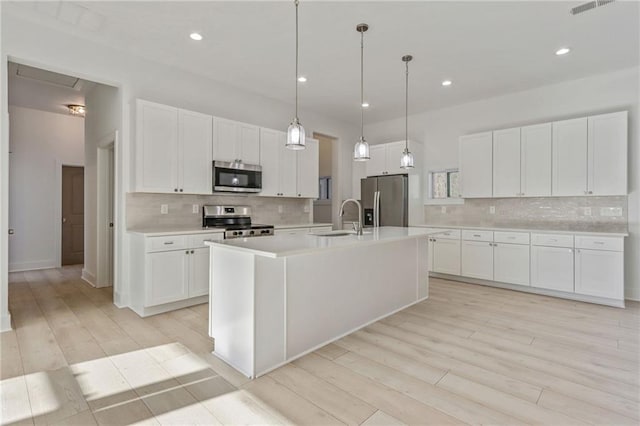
[127,193,312,229]
[424,196,628,231]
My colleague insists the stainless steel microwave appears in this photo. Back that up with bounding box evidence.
[212,160,262,193]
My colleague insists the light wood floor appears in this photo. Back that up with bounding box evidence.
[1,266,639,425]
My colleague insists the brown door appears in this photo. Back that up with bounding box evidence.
[62,166,84,265]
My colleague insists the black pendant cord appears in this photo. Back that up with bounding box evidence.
[295,0,299,120]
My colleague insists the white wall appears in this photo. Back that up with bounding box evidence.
[366,67,640,300]
[8,106,84,271]
[83,83,120,286]
[0,9,358,312]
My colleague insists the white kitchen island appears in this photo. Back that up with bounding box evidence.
[205,226,436,378]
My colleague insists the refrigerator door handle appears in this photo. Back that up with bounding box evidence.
[374,191,380,227]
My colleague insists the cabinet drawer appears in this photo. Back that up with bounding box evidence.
[462,230,493,242]
[575,236,623,252]
[434,229,461,240]
[146,235,187,252]
[188,233,224,248]
[531,233,573,248]
[494,231,530,245]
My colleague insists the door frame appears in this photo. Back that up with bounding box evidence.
[56,161,84,269]
[96,131,117,288]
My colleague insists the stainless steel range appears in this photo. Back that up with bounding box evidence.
[202,205,274,239]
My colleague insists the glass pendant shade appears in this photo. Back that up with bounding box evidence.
[286,117,306,150]
[400,148,414,169]
[353,137,370,161]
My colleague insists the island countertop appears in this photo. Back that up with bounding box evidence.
[205,226,439,258]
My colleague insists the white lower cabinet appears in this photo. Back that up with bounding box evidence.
[130,232,223,316]
[531,245,574,292]
[493,243,530,286]
[575,248,624,300]
[147,250,189,306]
[461,241,494,280]
[432,238,461,275]
[428,228,625,307]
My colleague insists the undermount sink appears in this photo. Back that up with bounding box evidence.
[312,230,371,237]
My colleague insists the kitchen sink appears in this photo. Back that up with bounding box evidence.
[312,230,371,237]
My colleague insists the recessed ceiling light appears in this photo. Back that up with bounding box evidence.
[361,102,370,108]
[555,47,571,56]
[441,80,452,87]
[298,76,307,82]
[190,32,203,41]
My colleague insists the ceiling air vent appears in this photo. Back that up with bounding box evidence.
[16,64,80,89]
[570,0,615,15]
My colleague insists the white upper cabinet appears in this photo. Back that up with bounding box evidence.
[588,111,627,196]
[259,129,318,198]
[552,117,588,196]
[136,100,179,193]
[366,145,387,176]
[135,100,212,194]
[366,141,421,177]
[492,128,521,198]
[179,109,212,194]
[297,138,319,198]
[460,132,493,198]
[213,118,260,164]
[492,124,552,198]
[259,128,284,197]
[520,123,552,197]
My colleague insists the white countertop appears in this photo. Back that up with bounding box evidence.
[128,223,333,236]
[415,224,628,237]
[205,226,438,258]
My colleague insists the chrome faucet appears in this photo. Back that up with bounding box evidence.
[339,199,363,236]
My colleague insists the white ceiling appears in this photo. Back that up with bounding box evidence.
[6,1,639,124]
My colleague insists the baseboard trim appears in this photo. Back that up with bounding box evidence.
[430,272,625,308]
[0,312,12,332]
[81,269,97,287]
[9,260,56,272]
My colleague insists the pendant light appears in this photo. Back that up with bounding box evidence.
[286,0,306,150]
[353,23,370,161]
[400,55,414,169]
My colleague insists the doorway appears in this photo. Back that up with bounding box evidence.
[97,136,116,287]
[61,165,84,266]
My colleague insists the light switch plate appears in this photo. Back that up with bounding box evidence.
[278,205,284,214]
[601,207,623,217]
[160,204,168,215]
[583,207,592,216]
[441,206,447,214]
[192,204,199,214]
[489,206,495,214]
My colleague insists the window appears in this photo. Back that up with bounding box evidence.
[430,169,460,199]
[318,176,332,200]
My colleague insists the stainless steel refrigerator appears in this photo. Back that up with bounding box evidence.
[361,174,408,227]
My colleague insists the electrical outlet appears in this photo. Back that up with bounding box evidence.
[303,204,310,213]
[278,205,283,214]
[583,207,592,216]
[601,207,623,217]
[192,204,199,214]
[441,206,447,214]
[489,206,496,214]
[160,204,169,215]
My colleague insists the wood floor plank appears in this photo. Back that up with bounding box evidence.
[1,330,24,380]
[537,388,638,425]
[293,353,464,425]
[243,375,346,425]
[334,351,523,425]
[268,363,376,425]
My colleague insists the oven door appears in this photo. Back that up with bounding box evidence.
[213,161,262,193]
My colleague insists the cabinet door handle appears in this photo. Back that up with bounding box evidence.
[179,189,183,192]
[174,188,178,192]
[190,250,194,254]
[575,249,580,253]
[185,250,189,254]
[594,241,604,245]
[164,241,174,245]
[473,234,481,237]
